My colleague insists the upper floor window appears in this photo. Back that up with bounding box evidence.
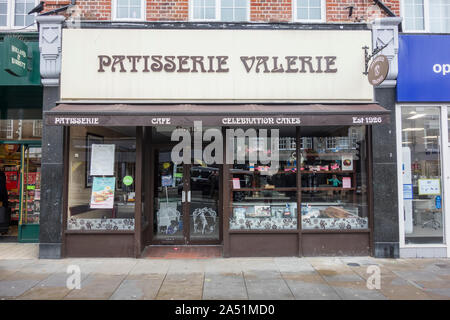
[191,0,248,21]
[402,0,450,33]
[294,0,325,22]
[113,0,145,21]
[0,0,37,29]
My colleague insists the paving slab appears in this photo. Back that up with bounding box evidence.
[243,270,294,300]
[377,275,431,300]
[129,260,170,275]
[282,273,340,300]
[331,285,387,300]
[240,258,279,273]
[110,274,165,300]
[156,272,204,300]
[423,288,450,299]
[63,274,126,300]
[167,260,207,274]
[273,258,316,274]
[204,259,244,274]
[203,272,247,300]
[18,272,90,300]
[67,258,137,276]
[0,279,43,298]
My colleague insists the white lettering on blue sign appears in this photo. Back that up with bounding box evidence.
[433,64,450,75]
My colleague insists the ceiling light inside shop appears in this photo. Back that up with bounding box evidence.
[407,114,426,120]
[402,128,425,131]
[423,136,438,139]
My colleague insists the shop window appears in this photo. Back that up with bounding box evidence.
[0,144,41,226]
[0,0,37,28]
[191,0,248,22]
[113,0,144,20]
[229,127,298,230]
[301,126,369,230]
[67,127,136,231]
[32,120,42,137]
[402,0,450,33]
[293,0,325,22]
[6,120,13,139]
[0,120,41,140]
[401,107,444,244]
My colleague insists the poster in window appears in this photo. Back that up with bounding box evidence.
[90,144,115,176]
[5,171,18,190]
[341,155,353,171]
[418,179,440,195]
[90,177,116,209]
[342,177,351,189]
[86,134,104,187]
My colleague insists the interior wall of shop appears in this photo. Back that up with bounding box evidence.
[372,87,399,258]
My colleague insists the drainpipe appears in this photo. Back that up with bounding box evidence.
[373,0,397,17]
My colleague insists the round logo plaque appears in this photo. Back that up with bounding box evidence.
[368,55,389,86]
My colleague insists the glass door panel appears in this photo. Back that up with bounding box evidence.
[401,107,443,244]
[188,164,220,241]
[153,148,184,241]
[20,145,41,225]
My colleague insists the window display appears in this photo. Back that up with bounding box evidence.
[300,127,368,230]
[229,128,298,230]
[67,127,136,231]
[228,126,368,231]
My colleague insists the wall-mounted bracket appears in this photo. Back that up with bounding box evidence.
[363,43,389,75]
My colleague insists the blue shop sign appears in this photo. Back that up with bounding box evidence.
[397,35,450,102]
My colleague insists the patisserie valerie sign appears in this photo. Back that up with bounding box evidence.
[60,29,373,102]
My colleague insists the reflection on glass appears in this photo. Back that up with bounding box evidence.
[229,128,298,230]
[67,127,136,231]
[402,107,443,244]
[153,149,183,240]
[0,120,42,140]
[189,164,220,240]
[21,146,41,225]
[301,126,368,230]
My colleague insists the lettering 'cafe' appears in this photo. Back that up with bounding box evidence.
[42,27,396,258]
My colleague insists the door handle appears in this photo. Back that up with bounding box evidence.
[182,191,186,203]
[188,191,191,203]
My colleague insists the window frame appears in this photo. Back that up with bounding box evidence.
[401,0,450,33]
[292,0,326,23]
[0,0,38,30]
[189,0,250,22]
[111,0,146,22]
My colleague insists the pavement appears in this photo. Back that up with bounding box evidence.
[0,244,449,300]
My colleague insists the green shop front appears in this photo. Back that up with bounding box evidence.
[0,33,42,243]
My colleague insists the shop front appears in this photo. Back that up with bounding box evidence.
[41,24,398,258]
[0,33,42,243]
[396,34,450,258]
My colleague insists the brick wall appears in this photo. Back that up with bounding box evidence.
[250,0,291,23]
[327,0,400,23]
[43,0,111,20]
[146,0,188,21]
[41,0,400,23]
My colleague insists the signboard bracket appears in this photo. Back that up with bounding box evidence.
[363,43,388,75]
